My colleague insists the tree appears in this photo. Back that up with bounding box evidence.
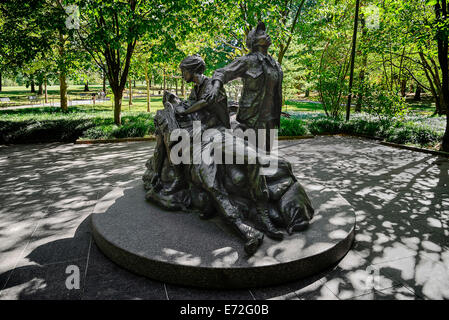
[210,0,310,65]
[433,0,449,151]
[346,0,361,121]
[355,13,368,112]
[75,0,211,125]
[70,50,99,93]
[0,1,53,92]
[0,0,79,111]
[130,43,158,113]
[276,0,307,64]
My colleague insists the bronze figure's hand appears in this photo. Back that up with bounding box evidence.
[205,81,220,103]
[175,106,185,115]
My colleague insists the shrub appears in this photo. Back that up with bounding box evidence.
[0,119,97,144]
[0,106,444,148]
[317,40,349,119]
[284,111,444,147]
[279,118,309,136]
[340,118,388,137]
[81,115,155,140]
[0,108,156,143]
[385,122,442,146]
[307,118,342,135]
[357,84,408,120]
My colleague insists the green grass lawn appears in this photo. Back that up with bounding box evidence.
[405,102,435,115]
[283,100,324,112]
[0,85,105,106]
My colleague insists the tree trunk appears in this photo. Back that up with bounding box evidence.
[0,72,2,91]
[114,91,122,125]
[434,89,446,116]
[444,116,449,151]
[434,94,442,115]
[420,52,442,115]
[355,17,368,113]
[346,0,361,121]
[436,1,449,151]
[401,79,407,97]
[129,78,133,108]
[58,31,68,112]
[31,80,36,93]
[414,85,421,101]
[277,0,306,64]
[163,69,166,91]
[145,69,151,112]
[133,80,136,88]
[38,83,43,95]
[103,71,106,93]
[44,79,48,104]
[84,80,89,92]
[59,73,68,111]
[305,89,309,98]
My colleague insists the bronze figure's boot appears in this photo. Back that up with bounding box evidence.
[287,220,309,235]
[256,204,284,240]
[234,220,264,256]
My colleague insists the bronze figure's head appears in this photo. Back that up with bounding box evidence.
[246,21,272,52]
[180,54,206,83]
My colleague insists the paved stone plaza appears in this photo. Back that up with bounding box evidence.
[0,136,448,300]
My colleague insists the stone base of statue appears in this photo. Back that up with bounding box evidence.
[90,179,355,289]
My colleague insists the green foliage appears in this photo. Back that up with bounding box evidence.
[279,118,309,136]
[0,118,96,144]
[307,117,342,135]
[318,39,350,118]
[385,120,443,145]
[281,112,444,147]
[0,0,447,149]
[357,83,408,120]
[83,115,155,139]
[0,107,155,143]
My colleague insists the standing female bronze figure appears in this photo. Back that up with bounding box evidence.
[205,21,283,152]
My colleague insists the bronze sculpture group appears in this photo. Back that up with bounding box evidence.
[143,22,314,255]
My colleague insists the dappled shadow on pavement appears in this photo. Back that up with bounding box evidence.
[281,136,448,299]
[0,136,448,299]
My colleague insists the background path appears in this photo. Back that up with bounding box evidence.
[0,99,110,110]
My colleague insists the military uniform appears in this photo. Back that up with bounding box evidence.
[212,51,283,130]
[186,76,230,130]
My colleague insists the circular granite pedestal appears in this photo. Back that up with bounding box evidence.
[91,180,355,289]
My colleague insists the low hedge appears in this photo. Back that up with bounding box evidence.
[0,108,156,144]
[0,107,445,148]
[81,116,155,140]
[0,119,98,144]
[280,114,444,148]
